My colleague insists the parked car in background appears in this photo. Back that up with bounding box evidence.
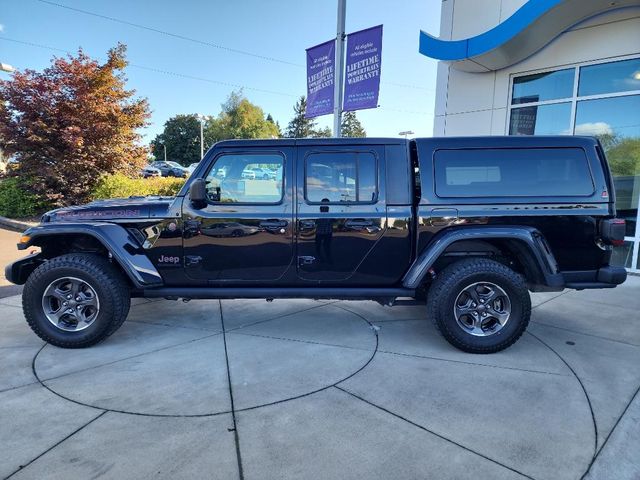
[187,163,199,175]
[149,161,189,178]
[141,165,161,178]
[242,166,275,180]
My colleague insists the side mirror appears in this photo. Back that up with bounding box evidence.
[189,178,207,207]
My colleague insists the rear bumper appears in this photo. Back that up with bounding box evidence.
[563,266,627,290]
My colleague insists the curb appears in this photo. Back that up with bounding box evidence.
[0,216,36,232]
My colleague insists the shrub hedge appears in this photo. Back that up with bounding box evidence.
[0,173,186,219]
[0,177,48,218]
[91,173,186,200]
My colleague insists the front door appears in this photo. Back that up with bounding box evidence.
[296,146,386,282]
[183,148,294,283]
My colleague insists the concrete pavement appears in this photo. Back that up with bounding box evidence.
[1,277,639,479]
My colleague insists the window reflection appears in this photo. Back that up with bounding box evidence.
[512,69,574,104]
[509,102,572,135]
[575,95,640,237]
[578,58,640,97]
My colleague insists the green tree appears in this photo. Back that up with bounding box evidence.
[151,114,201,166]
[285,96,320,138]
[605,137,640,176]
[205,90,279,142]
[311,126,332,138]
[341,111,366,137]
[0,44,150,206]
[266,113,282,137]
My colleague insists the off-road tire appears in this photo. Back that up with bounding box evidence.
[22,253,131,348]
[427,258,531,354]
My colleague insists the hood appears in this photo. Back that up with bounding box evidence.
[42,196,176,223]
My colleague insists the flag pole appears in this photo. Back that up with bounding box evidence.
[333,0,346,138]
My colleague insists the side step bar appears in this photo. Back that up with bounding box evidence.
[137,287,415,301]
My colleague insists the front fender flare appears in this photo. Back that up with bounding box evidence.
[18,222,163,288]
[402,226,564,290]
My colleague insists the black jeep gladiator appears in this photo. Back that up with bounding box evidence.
[5,136,627,353]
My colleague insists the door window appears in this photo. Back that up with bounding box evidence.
[305,151,377,203]
[204,153,284,204]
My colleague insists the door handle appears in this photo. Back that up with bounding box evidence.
[259,220,288,230]
[299,220,316,231]
[345,219,375,229]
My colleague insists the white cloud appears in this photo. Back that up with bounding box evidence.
[574,122,613,136]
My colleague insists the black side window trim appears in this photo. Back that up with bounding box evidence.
[303,149,379,205]
[203,150,286,206]
[431,146,596,199]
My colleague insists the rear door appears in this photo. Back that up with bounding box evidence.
[295,145,386,282]
[182,147,294,283]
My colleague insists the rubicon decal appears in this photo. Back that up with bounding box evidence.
[57,209,142,219]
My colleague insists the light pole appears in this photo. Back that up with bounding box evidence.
[197,114,211,159]
[163,144,167,162]
[399,130,414,139]
[333,0,346,138]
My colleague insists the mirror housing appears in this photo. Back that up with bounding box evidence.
[189,178,207,208]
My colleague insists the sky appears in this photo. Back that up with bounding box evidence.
[0,0,442,143]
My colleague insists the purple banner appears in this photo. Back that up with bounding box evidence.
[343,25,383,112]
[306,40,335,118]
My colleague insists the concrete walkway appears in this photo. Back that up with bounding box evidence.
[1,277,639,479]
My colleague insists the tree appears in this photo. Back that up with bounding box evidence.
[341,111,366,137]
[266,113,282,138]
[151,114,201,166]
[0,44,150,206]
[285,96,319,138]
[311,126,332,138]
[205,90,279,142]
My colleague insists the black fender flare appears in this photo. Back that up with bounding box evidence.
[14,222,163,288]
[402,226,564,290]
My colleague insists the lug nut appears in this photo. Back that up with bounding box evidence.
[63,302,68,306]
[67,295,72,299]
[480,299,485,303]
[66,308,73,313]
[76,297,81,301]
[77,305,82,310]
[471,303,477,307]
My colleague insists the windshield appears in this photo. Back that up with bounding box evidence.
[167,161,182,168]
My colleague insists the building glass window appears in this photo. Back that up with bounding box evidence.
[512,68,574,104]
[509,56,640,273]
[578,58,640,97]
[509,103,571,135]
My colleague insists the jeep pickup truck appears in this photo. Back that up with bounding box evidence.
[6,136,627,353]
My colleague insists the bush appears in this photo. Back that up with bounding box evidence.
[0,177,49,218]
[91,173,186,200]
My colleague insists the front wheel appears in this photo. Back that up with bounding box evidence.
[427,258,531,354]
[22,253,131,348]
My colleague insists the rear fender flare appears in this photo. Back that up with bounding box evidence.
[403,226,563,290]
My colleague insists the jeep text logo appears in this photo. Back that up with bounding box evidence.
[158,255,181,265]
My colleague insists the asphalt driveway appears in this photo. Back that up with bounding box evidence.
[1,277,639,479]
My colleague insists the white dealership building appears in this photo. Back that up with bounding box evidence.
[421,0,640,271]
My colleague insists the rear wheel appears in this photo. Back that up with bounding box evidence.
[23,253,131,348]
[427,258,531,353]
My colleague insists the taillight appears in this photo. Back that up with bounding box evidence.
[601,218,626,246]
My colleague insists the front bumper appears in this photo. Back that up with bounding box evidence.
[4,252,45,285]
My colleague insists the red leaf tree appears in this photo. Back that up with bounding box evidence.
[0,43,150,206]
